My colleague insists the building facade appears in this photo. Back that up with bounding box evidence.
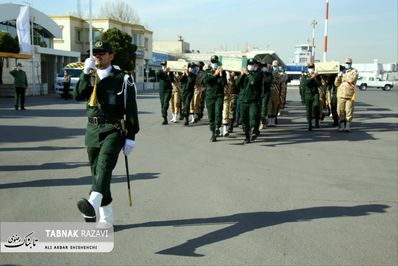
[50,16,153,83]
[0,3,80,96]
[153,40,190,56]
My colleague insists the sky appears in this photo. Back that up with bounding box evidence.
[1,0,397,64]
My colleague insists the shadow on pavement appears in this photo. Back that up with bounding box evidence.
[0,172,160,189]
[0,125,85,143]
[0,162,89,171]
[115,204,389,257]
[0,146,84,152]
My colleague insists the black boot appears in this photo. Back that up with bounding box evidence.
[251,128,259,141]
[315,118,320,128]
[162,116,168,125]
[228,122,234,133]
[308,120,313,131]
[215,127,221,137]
[210,131,216,142]
[243,130,251,144]
[184,116,189,126]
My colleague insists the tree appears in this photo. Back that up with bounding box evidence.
[99,27,137,71]
[0,33,20,84]
[0,32,20,53]
[99,0,140,24]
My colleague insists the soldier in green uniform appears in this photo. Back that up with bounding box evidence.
[237,58,263,143]
[74,41,139,225]
[156,61,174,125]
[180,62,198,126]
[9,63,28,110]
[259,63,273,129]
[203,55,226,142]
[299,63,320,131]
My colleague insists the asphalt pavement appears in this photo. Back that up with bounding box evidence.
[0,86,397,265]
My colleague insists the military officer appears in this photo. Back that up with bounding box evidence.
[74,41,139,225]
[299,62,320,131]
[181,62,198,126]
[9,63,28,110]
[335,58,359,132]
[237,58,263,143]
[170,72,182,123]
[156,61,174,125]
[203,55,226,142]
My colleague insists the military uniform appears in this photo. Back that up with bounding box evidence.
[299,64,320,131]
[74,41,139,224]
[190,62,205,123]
[222,72,239,135]
[237,58,263,143]
[267,61,283,126]
[9,63,28,110]
[170,72,182,122]
[181,64,197,126]
[157,61,174,125]
[335,58,359,132]
[259,66,273,129]
[203,55,226,142]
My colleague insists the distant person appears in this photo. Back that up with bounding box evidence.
[9,62,28,110]
[335,58,359,132]
[180,62,198,126]
[299,62,320,131]
[156,61,174,125]
[62,70,71,99]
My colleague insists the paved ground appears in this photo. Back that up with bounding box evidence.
[0,86,397,265]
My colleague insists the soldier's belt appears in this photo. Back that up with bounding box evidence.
[88,116,120,125]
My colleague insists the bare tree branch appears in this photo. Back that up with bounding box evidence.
[99,0,140,24]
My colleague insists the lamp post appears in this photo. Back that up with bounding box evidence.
[311,19,317,63]
[323,0,329,62]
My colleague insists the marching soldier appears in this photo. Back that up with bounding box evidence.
[170,72,182,123]
[156,61,174,125]
[74,41,139,226]
[300,62,320,131]
[222,71,239,135]
[259,63,273,129]
[203,55,226,142]
[237,58,262,143]
[181,62,198,126]
[279,66,288,109]
[190,61,205,123]
[267,60,283,126]
[335,58,359,132]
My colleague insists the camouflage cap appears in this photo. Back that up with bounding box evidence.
[345,58,352,64]
[160,61,167,66]
[307,62,315,68]
[272,60,279,66]
[247,58,258,65]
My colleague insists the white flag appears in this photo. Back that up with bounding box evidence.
[16,6,31,53]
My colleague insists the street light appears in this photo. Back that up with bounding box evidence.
[311,19,318,63]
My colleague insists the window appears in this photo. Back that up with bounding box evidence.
[133,33,144,46]
[76,30,82,42]
[144,37,149,51]
[369,77,374,81]
[93,30,101,42]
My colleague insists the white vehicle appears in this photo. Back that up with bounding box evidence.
[55,62,84,96]
[357,76,394,91]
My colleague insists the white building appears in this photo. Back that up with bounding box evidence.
[51,16,153,83]
[292,44,311,65]
[0,3,80,96]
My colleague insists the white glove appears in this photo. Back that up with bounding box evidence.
[84,57,96,74]
[123,139,135,156]
[338,71,343,77]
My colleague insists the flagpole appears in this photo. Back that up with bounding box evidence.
[89,0,93,58]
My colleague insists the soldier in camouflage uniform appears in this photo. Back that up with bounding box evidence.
[335,58,359,132]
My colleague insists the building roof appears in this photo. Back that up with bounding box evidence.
[0,3,62,38]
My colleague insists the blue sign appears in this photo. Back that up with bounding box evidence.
[149,52,169,67]
[135,50,145,58]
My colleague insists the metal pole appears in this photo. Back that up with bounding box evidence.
[89,0,93,58]
[323,0,329,62]
[311,19,317,63]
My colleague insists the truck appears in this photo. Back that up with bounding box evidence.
[54,62,84,96]
[356,76,395,91]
